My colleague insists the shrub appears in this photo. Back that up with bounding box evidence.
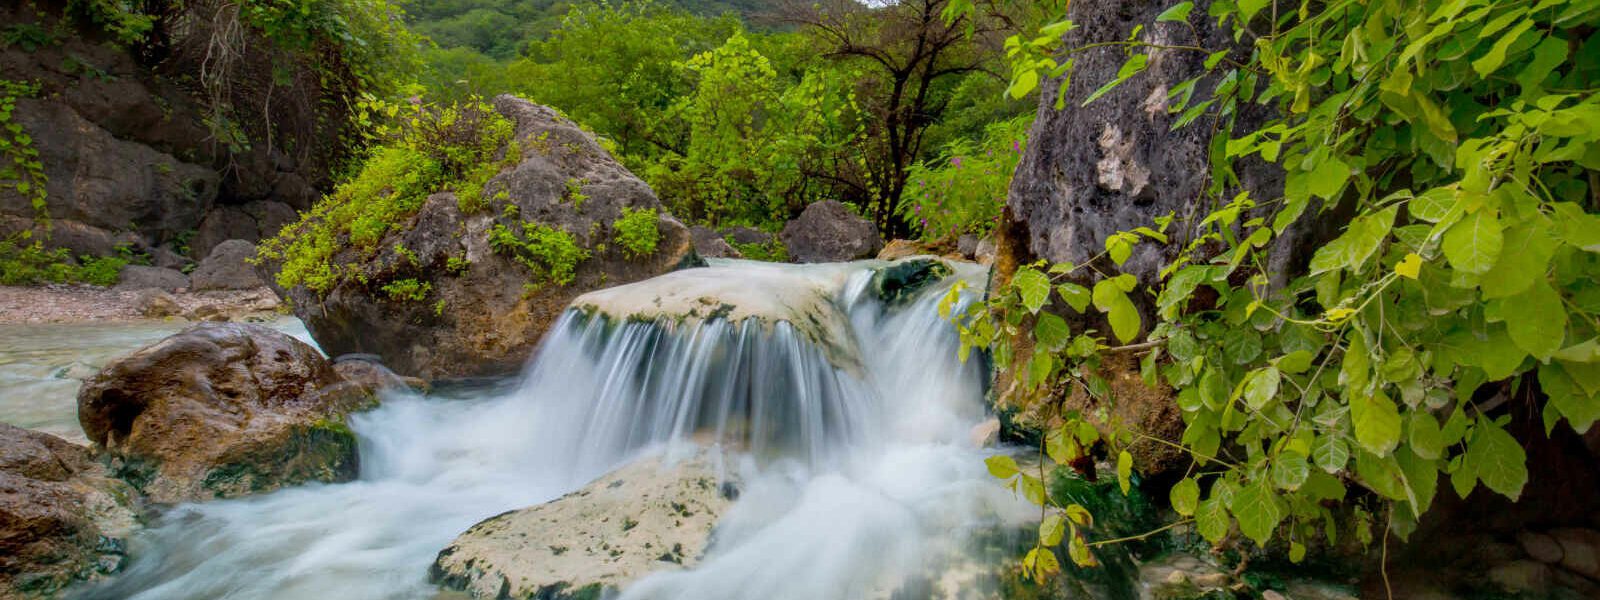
[260,97,514,295]
[612,207,660,259]
[0,234,126,286]
[897,115,1030,243]
[380,278,431,302]
[488,221,588,287]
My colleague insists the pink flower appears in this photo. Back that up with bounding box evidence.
[951,157,963,168]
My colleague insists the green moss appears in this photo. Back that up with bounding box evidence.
[612,207,660,259]
[489,221,588,288]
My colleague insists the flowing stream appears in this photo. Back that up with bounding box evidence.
[12,259,1033,599]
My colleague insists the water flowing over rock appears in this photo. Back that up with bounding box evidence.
[75,323,377,504]
[781,201,884,263]
[275,95,698,380]
[431,449,736,599]
[0,423,140,598]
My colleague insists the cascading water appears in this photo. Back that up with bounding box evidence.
[74,258,1032,600]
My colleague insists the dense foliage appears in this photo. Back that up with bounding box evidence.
[260,97,515,294]
[0,234,128,286]
[946,0,1600,583]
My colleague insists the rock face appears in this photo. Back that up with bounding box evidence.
[689,225,742,259]
[781,201,883,263]
[113,266,189,292]
[1001,0,1306,291]
[431,450,737,599]
[274,95,698,379]
[190,239,266,291]
[75,323,375,504]
[0,423,140,598]
[0,7,336,263]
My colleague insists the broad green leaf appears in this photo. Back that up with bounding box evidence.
[1033,313,1072,351]
[1542,363,1600,433]
[1238,0,1270,22]
[1408,413,1446,460]
[1156,2,1194,23]
[1170,477,1200,516]
[1307,157,1351,200]
[1020,472,1048,505]
[1504,280,1567,360]
[1116,450,1133,495]
[985,455,1019,479]
[1480,222,1558,299]
[1231,482,1283,546]
[1064,504,1093,526]
[1312,434,1350,473]
[1309,206,1398,274]
[1472,20,1535,77]
[1395,253,1423,279]
[1057,283,1091,312]
[1027,351,1056,388]
[1442,209,1503,275]
[1465,418,1528,501]
[1196,496,1229,543]
[1242,367,1281,410]
[1014,268,1052,313]
[1396,447,1439,517]
[1093,279,1141,343]
[1067,533,1096,567]
[1351,390,1402,456]
[1276,350,1315,374]
[1271,452,1311,491]
[1039,514,1066,546]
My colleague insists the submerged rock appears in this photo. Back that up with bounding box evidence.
[781,200,883,263]
[431,450,736,599]
[868,258,954,306]
[271,95,698,379]
[75,322,378,504]
[0,423,140,598]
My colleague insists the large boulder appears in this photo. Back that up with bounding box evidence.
[272,95,698,379]
[431,450,737,599]
[75,323,377,504]
[113,265,189,292]
[190,239,266,291]
[189,201,299,260]
[0,423,140,598]
[689,225,742,259]
[780,200,883,263]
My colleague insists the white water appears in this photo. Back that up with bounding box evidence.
[72,259,1031,599]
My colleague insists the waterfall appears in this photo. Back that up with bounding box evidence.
[77,258,1030,600]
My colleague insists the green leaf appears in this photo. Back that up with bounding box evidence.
[1395,447,1439,518]
[1092,279,1142,343]
[1276,350,1315,374]
[1196,495,1229,543]
[1472,20,1535,77]
[1116,450,1133,495]
[1015,268,1052,314]
[1156,2,1194,23]
[1020,473,1048,505]
[1408,413,1446,460]
[1242,367,1281,410]
[1307,157,1352,200]
[1313,434,1350,473]
[1442,209,1504,275]
[1351,390,1402,456]
[1231,482,1283,547]
[985,455,1020,479]
[1504,280,1567,360]
[1465,418,1528,501]
[1057,283,1091,312]
[1040,513,1066,546]
[1309,206,1398,274]
[1009,69,1041,99]
[1271,452,1311,491]
[1238,0,1270,22]
[1027,351,1056,388]
[1170,477,1200,516]
[1033,313,1072,352]
[1480,222,1559,299]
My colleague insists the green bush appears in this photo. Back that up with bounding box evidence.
[612,207,660,259]
[488,221,588,287]
[897,115,1030,242]
[728,236,787,262]
[260,97,514,295]
[380,277,431,302]
[0,234,126,286]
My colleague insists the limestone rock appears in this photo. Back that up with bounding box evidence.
[781,201,883,263]
[270,95,698,379]
[690,225,742,259]
[0,423,139,598]
[431,450,737,599]
[76,323,376,504]
[1551,528,1600,580]
[190,239,266,291]
[190,201,298,260]
[332,355,429,393]
[114,265,188,292]
[1519,530,1565,564]
[720,226,772,247]
[134,290,181,319]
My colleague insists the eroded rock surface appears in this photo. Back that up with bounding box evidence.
[273,95,698,379]
[0,424,139,598]
[781,200,883,263]
[76,323,376,504]
[431,450,737,599]
[190,240,266,291]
